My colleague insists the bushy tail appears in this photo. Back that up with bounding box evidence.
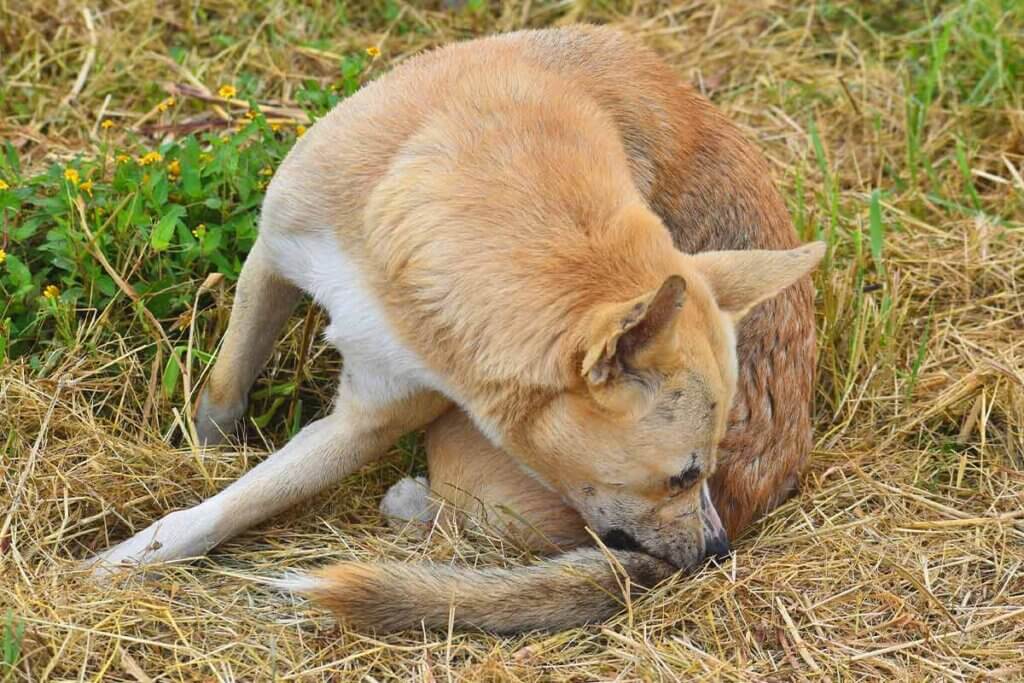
[279,548,675,633]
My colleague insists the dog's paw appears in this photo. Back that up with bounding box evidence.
[381,476,435,527]
[194,389,246,446]
[80,510,216,581]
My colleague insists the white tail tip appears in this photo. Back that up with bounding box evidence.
[267,571,324,595]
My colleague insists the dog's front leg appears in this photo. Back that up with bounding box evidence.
[84,388,449,578]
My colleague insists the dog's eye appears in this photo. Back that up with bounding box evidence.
[669,466,701,491]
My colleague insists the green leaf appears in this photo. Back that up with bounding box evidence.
[161,347,185,399]
[151,204,186,251]
[2,142,21,176]
[11,216,42,242]
[3,609,26,667]
[0,188,20,211]
[182,137,202,199]
[809,117,829,183]
[96,274,116,298]
[868,189,885,274]
[252,396,285,428]
[201,225,223,255]
[169,45,187,64]
[236,170,252,202]
[251,381,296,400]
[288,399,303,438]
[906,311,933,400]
[4,253,32,290]
[146,172,169,208]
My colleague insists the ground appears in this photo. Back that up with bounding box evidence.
[1,0,1023,680]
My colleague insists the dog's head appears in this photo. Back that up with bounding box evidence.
[514,240,824,570]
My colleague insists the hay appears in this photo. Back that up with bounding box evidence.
[2,1,1022,679]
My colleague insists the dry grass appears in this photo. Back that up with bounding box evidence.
[2,0,1023,680]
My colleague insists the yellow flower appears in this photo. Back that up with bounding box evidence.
[218,84,237,99]
[116,154,131,164]
[258,166,273,176]
[138,151,163,166]
[79,179,94,196]
[192,223,207,239]
[157,97,175,113]
[271,123,282,132]
[167,159,181,176]
[64,168,80,185]
[174,309,193,330]
[296,124,307,137]
[0,248,6,264]
[43,284,60,300]
[101,119,115,130]
[0,179,9,191]
[366,46,381,58]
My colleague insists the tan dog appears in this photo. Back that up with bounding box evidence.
[85,26,823,633]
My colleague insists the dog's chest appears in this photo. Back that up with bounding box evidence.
[262,230,447,405]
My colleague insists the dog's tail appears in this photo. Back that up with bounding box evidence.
[276,548,675,633]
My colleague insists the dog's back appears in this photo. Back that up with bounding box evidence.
[266,26,811,536]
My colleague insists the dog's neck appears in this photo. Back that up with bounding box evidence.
[359,78,685,441]
[458,205,684,445]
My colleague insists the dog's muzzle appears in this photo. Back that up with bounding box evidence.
[599,482,730,566]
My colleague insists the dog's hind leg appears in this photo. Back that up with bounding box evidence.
[85,386,450,578]
[194,236,302,445]
[423,409,591,553]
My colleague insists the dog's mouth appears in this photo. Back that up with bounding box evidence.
[599,527,647,553]
[598,527,684,568]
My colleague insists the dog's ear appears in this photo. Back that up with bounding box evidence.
[691,242,825,322]
[581,275,686,388]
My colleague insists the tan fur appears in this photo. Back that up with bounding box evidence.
[195,239,301,440]
[306,548,672,634]
[277,24,819,539]
[425,409,591,552]
[389,26,819,541]
[91,26,823,632]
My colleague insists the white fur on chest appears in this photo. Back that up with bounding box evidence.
[261,230,447,406]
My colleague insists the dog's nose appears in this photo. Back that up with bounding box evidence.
[704,533,731,562]
[699,481,730,562]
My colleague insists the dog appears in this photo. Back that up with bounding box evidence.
[85,26,823,633]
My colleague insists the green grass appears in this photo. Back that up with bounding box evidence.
[0,117,291,383]
[1,610,24,680]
